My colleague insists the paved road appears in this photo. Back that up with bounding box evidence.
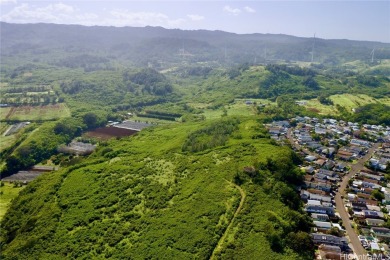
[334,143,380,258]
[286,128,381,257]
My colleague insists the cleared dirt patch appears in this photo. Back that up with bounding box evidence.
[84,127,138,140]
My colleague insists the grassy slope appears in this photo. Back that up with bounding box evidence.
[304,93,390,115]
[0,135,17,153]
[0,183,24,221]
[0,117,304,259]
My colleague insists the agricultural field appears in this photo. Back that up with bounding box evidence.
[0,182,25,221]
[0,84,58,105]
[0,103,71,121]
[83,127,138,140]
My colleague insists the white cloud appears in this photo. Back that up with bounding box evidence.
[187,14,204,21]
[0,0,17,5]
[0,3,193,28]
[107,10,185,27]
[1,3,75,23]
[223,5,241,16]
[244,6,256,13]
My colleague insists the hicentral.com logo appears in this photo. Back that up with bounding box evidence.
[340,253,388,260]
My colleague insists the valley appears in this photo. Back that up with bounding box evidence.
[0,22,389,259]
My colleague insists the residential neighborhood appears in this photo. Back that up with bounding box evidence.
[267,116,390,259]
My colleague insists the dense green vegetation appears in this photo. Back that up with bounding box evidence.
[352,103,390,125]
[1,23,390,260]
[1,117,313,259]
[0,182,24,221]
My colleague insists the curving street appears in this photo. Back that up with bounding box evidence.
[287,128,381,258]
[334,142,380,258]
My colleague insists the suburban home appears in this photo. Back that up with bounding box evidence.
[311,233,348,250]
[322,202,333,207]
[350,138,370,147]
[304,181,332,192]
[363,210,384,220]
[307,142,322,150]
[303,166,315,174]
[299,136,313,144]
[334,163,347,172]
[318,244,342,255]
[323,160,336,170]
[371,227,390,241]
[307,200,322,206]
[360,172,384,181]
[318,169,335,177]
[366,204,381,212]
[307,189,328,196]
[311,213,330,222]
[314,173,328,180]
[366,218,385,227]
[315,127,327,135]
[314,159,326,167]
[305,205,335,216]
[357,193,371,199]
[362,178,379,185]
[322,147,336,157]
[313,221,332,230]
[360,188,374,195]
[273,120,290,128]
[365,199,378,206]
[309,193,332,202]
[268,128,281,135]
[337,150,355,161]
[351,201,368,211]
[305,155,317,162]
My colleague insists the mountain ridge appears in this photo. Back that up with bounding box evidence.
[2,22,390,67]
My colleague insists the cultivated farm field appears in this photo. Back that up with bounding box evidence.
[0,104,71,121]
[84,127,138,140]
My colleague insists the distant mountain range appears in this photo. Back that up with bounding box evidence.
[1,22,390,67]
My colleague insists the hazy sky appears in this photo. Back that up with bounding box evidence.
[1,0,389,43]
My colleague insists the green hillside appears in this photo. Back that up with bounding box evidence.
[1,23,390,260]
[0,117,312,259]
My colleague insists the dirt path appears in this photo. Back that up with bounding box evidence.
[210,181,246,260]
[5,106,15,120]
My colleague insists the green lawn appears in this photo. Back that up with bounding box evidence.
[0,182,24,221]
